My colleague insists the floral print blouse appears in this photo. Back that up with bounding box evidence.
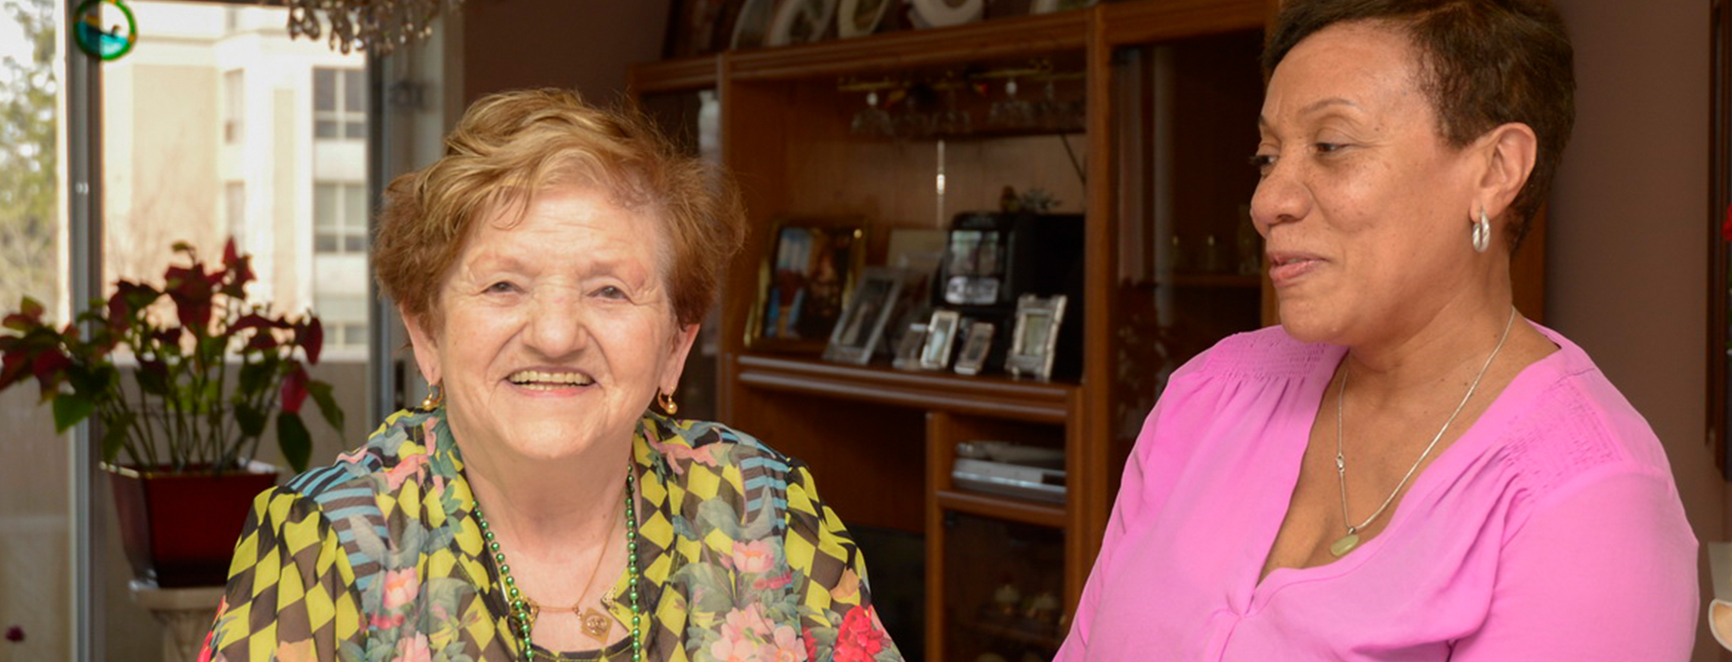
[199,407,903,662]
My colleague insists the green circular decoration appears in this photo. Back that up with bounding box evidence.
[73,0,137,62]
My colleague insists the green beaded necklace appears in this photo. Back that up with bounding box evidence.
[474,465,642,662]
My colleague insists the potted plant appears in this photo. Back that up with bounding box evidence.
[0,239,343,587]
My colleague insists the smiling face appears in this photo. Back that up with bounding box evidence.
[1251,20,1488,346]
[404,184,697,462]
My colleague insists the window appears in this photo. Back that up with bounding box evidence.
[224,69,243,143]
[314,182,367,253]
[313,68,365,140]
[314,294,369,348]
[225,182,245,250]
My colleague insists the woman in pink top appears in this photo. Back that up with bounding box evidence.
[1056,1,1698,660]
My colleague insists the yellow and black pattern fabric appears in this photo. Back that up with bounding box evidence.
[198,408,902,662]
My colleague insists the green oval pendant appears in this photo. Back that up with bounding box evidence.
[1329,533,1360,558]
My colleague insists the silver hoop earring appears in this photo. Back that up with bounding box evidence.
[1472,209,1491,253]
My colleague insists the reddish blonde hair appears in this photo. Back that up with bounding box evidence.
[373,88,746,328]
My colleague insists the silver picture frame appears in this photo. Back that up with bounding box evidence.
[953,321,995,376]
[891,322,929,371]
[919,309,961,371]
[1005,294,1067,380]
[822,267,906,365]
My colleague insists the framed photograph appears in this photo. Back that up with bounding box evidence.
[891,322,928,371]
[953,321,995,376]
[731,0,780,50]
[919,309,962,371]
[837,0,892,38]
[1005,294,1067,380]
[749,221,865,353]
[661,0,741,58]
[823,267,905,364]
[767,0,838,46]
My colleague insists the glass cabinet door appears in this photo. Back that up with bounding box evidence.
[1107,31,1268,453]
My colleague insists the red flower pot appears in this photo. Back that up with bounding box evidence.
[105,463,278,588]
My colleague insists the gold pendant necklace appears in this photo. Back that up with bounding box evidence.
[1330,308,1517,558]
[479,463,644,661]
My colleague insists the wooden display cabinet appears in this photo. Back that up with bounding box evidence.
[629,1,1539,659]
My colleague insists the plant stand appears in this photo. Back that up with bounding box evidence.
[128,580,223,661]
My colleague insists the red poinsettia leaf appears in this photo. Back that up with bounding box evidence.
[281,364,309,414]
[231,313,272,333]
[154,326,182,347]
[0,349,32,390]
[299,318,324,365]
[219,240,255,295]
[1723,203,1732,242]
[165,265,215,333]
[245,330,279,352]
[30,350,71,395]
[105,290,132,333]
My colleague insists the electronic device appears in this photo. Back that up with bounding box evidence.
[951,458,1067,504]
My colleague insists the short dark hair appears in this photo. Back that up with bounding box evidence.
[1263,0,1574,249]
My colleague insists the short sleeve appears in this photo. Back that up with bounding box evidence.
[200,487,364,662]
[1449,469,1698,661]
[783,463,905,662]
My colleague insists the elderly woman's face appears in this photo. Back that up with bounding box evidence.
[406,184,696,460]
[1251,21,1485,345]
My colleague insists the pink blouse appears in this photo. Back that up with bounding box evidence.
[1056,324,1697,661]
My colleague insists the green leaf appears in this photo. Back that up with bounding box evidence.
[306,381,344,433]
[238,360,274,397]
[276,412,311,473]
[100,413,134,463]
[235,403,267,437]
[51,394,94,433]
[135,362,169,396]
[66,365,106,397]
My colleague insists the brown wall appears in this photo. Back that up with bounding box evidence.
[460,0,670,105]
[1549,0,1719,658]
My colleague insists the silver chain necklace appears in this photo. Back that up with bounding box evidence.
[1329,307,1518,558]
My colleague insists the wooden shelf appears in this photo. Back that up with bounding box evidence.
[734,354,1076,424]
[627,55,717,94]
[936,489,1067,528]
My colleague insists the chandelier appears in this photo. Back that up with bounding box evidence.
[283,0,464,55]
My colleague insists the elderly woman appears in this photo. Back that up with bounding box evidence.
[200,90,902,662]
[1057,1,1696,660]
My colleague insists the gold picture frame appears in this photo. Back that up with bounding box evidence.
[747,220,866,354]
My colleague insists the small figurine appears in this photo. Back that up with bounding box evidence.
[1025,590,1061,624]
[993,581,1022,617]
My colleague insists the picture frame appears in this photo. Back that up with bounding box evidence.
[891,322,929,371]
[730,0,780,50]
[1005,294,1067,381]
[823,267,906,365]
[919,309,962,371]
[836,0,892,38]
[661,0,741,58]
[748,221,865,353]
[953,321,995,376]
[767,0,838,47]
